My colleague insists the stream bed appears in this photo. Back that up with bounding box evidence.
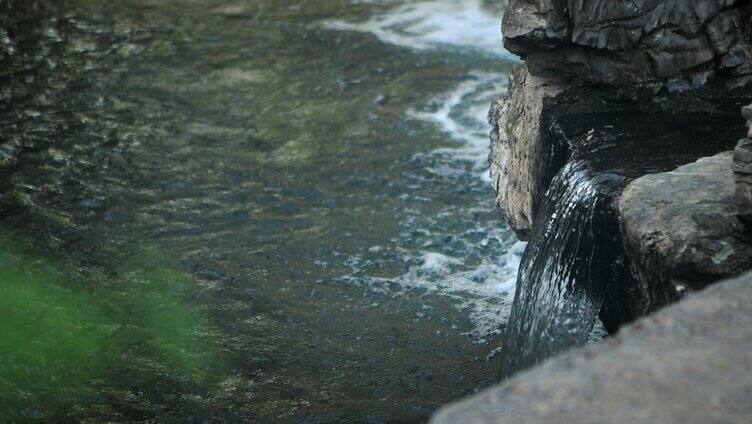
[0,0,520,421]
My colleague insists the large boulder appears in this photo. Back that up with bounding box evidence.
[736,104,752,225]
[619,152,752,316]
[502,0,752,85]
[431,270,752,424]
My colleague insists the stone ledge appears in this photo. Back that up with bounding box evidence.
[431,270,752,424]
[502,0,752,85]
[490,64,751,239]
[619,152,752,318]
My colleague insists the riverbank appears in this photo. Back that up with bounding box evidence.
[434,0,752,420]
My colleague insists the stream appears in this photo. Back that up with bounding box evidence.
[0,0,521,421]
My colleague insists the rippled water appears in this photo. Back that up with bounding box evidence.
[0,0,519,421]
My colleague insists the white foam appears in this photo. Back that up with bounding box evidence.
[324,0,512,58]
[398,239,526,340]
[404,71,523,339]
[419,251,463,275]
[409,72,507,181]
[328,1,523,340]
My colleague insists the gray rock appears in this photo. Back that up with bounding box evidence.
[502,0,752,84]
[736,104,752,225]
[431,270,752,424]
[489,66,569,239]
[619,152,752,315]
[488,64,748,238]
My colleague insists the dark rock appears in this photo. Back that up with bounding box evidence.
[431,270,752,424]
[489,64,750,238]
[502,0,752,85]
[247,135,275,152]
[619,152,752,316]
[736,104,752,225]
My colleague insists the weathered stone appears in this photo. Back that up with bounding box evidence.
[736,104,752,225]
[431,270,752,424]
[489,66,569,239]
[619,152,752,316]
[489,65,750,238]
[502,0,752,84]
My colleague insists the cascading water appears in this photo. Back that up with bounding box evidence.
[496,109,751,376]
[500,160,628,376]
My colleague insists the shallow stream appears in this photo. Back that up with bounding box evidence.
[0,0,520,421]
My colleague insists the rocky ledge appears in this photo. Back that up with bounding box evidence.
[737,105,752,225]
[491,0,752,326]
[620,152,752,317]
[432,270,752,424]
[444,1,752,420]
[502,0,752,85]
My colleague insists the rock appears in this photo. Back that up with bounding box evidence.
[619,152,752,316]
[431,270,752,424]
[736,104,752,225]
[489,66,569,239]
[502,0,752,85]
[492,3,752,336]
[489,64,750,238]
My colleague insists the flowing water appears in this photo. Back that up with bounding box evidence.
[0,0,521,421]
[498,109,749,376]
[500,161,623,376]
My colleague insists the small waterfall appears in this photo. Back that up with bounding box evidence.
[500,160,627,376]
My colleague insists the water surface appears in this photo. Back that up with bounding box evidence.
[0,0,519,421]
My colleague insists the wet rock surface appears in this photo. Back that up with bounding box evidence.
[736,104,752,225]
[620,152,752,316]
[502,0,752,85]
[496,106,748,343]
[432,270,752,424]
[483,0,752,413]
[490,64,751,238]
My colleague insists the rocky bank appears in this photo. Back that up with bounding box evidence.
[491,0,752,324]
[435,1,752,421]
[433,270,752,424]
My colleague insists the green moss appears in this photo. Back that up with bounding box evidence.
[116,245,215,376]
[0,233,218,416]
[0,247,116,410]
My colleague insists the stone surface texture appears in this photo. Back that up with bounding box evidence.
[489,64,750,237]
[503,0,752,85]
[489,66,568,239]
[736,104,752,225]
[431,270,752,424]
[619,152,752,315]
